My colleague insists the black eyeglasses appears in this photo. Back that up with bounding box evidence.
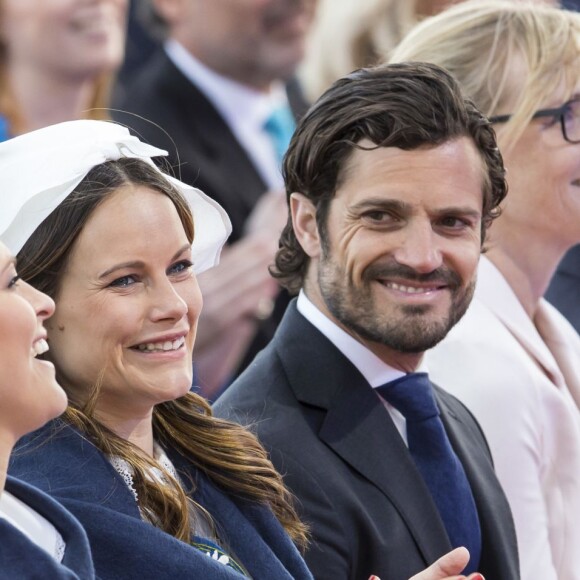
[489,97,580,144]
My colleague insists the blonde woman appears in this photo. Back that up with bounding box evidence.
[0,0,127,140]
[390,2,580,579]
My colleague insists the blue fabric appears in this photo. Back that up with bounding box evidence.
[0,115,10,143]
[377,373,482,574]
[263,106,295,165]
[0,476,95,579]
[9,420,313,580]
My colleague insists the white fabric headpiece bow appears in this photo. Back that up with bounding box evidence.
[0,120,232,274]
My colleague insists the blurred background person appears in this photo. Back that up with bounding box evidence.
[0,240,95,578]
[390,2,580,579]
[544,0,580,347]
[299,0,468,103]
[113,0,317,397]
[0,0,127,140]
[300,0,560,103]
[115,0,159,92]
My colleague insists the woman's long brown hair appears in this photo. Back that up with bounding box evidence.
[17,157,308,550]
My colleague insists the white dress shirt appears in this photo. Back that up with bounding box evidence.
[297,291,430,444]
[165,39,288,191]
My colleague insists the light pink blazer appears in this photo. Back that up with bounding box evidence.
[428,257,580,580]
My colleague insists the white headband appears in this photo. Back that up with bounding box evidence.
[0,120,231,274]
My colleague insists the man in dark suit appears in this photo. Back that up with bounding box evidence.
[114,0,316,396]
[214,63,520,579]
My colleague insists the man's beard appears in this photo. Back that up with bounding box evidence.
[318,258,475,354]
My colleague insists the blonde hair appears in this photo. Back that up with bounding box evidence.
[300,0,417,101]
[389,0,580,151]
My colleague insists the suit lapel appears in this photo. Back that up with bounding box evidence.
[476,257,565,387]
[535,300,580,409]
[277,303,451,564]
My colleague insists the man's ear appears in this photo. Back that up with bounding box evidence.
[290,193,322,259]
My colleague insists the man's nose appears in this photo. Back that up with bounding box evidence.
[391,221,443,274]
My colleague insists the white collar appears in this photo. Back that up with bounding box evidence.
[297,291,430,388]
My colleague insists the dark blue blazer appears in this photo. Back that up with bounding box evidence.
[9,422,312,580]
[214,301,520,580]
[545,244,580,333]
[0,475,95,579]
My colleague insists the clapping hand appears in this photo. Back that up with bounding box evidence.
[368,547,484,580]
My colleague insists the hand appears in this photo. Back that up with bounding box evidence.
[193,191,287,396]
[196,235,279,343]
[409,547,483,580]
[193,233,281,396]
[367,548,484,580]
[243,189,288,244]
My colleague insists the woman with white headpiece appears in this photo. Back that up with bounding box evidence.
[1,119,312,579]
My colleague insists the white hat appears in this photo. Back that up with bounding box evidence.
[0,120,232,274]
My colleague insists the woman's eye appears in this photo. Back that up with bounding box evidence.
[109,275,137,288]
[7,274,20,289]
[168,260,193,275]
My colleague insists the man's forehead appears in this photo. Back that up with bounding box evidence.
[339,137,481,177]
[333,138,486,207]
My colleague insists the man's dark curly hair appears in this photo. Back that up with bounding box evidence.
[271,61,507,295]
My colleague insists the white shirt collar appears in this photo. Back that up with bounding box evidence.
[296,290,430,388]
[164,39,287,133]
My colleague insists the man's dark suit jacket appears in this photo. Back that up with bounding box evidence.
[214,301,520,580]
[546,244,580,333]
[113,49,308,378]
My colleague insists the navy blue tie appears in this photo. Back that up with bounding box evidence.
[376,373,481,574]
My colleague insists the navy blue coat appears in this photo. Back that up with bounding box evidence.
[0,475,95,579]
[214,301,520,580]
[9,421,313,580]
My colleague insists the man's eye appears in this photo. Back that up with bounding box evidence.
[363,211,393,223]
[439,216,469,229]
